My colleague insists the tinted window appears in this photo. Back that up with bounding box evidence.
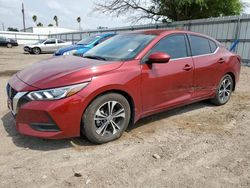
[98,36,111,44]
[58,40,65,43]
[77,35,100,45]
[0,37,6,42]
[209,40,217,52]
[45,39,56,44]
[149,35,188,59]
[189,35,211,56]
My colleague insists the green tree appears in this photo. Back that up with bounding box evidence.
[77,16,81,30]
[53,15,58,26]
[48,23,54,27]
[32,15,37,25]
[95,0,243,22]
[37,22,43,27]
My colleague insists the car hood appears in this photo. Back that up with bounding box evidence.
[16,56,123,89]
[24,43,41,48]
[56,44,89,54]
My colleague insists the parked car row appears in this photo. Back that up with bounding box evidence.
[0,36,18,48]
[22,33,116,56]
[7,29,241,144]
[54,33,115,56]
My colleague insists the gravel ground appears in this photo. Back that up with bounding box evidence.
[0,47,250,188]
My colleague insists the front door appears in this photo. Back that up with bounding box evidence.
[141,34,194,114]
[43,39,57,52]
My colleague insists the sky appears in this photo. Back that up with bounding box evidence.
[0,0,250,31]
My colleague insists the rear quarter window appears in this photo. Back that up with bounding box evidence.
[209,40,218,52]
[189,35,212,56]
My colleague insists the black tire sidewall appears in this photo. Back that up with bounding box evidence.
[33,47,41,55]
[83,93,131,144]
[7,43,12,48]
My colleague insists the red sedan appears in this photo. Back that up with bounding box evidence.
[7,30,241,143]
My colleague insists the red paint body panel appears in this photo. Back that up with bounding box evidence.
[8,29,241,139]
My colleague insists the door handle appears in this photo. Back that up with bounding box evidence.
[218,58,225,64]
[183,64,192,71]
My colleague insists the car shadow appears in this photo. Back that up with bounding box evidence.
[1,101,214,151]
[1,112,94,151]
[128,101,214,132]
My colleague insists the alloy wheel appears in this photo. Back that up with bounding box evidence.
[94,101,125,136]
[218,77,233,103]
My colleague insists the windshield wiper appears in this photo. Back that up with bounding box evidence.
[83,55,106,61]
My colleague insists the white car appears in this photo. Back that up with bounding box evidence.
[23,38,72,54]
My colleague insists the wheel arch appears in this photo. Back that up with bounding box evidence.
[226,72,236,91]
[32,46,41,51]
[81,89,136,133]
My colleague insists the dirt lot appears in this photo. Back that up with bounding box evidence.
[0,46,250,188]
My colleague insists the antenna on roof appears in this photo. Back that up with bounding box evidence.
[21,2,26,32]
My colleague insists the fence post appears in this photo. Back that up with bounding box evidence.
[233,17,241,52]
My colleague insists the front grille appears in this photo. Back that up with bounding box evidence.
[17,96,30,109]
[6,84,18,100]
[7,84,29,115]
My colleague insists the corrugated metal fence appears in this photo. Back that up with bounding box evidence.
[50,15,250,66]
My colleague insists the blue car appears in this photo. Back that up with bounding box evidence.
[54,33,116,56]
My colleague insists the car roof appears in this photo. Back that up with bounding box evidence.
[129,29,218,42]
[95,33,116,38]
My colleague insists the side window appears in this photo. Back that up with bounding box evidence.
[57,40,65,43]
[45,39,56,44]
[149,34,188,59]
[98,37,109,43]
[189,35,211,56]
[0,37,5,42]
[209,40,218,53]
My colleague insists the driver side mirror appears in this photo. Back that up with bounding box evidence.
[147,52,171,64]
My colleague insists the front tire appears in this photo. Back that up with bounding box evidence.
[32,47,41,55]
[210,74,233,105]
[83,93,131,144]
[7,43,12,48]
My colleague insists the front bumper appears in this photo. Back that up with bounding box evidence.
[7,79,87,139]
[23,46,32,53]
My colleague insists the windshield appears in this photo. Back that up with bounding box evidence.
[34,39,46,44]
[77,35,100,45]
[83,34,156,61]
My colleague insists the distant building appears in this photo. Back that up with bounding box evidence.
[20,27,78,35]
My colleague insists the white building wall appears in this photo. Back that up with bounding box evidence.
[0,31,48,45]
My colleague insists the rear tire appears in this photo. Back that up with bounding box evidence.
[32,47,41,55]
[7,43,12,48]
[210,74,233,106]
[83,93,131,144]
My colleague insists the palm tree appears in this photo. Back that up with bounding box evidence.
[37,22,43,27]
[53,16,58,27]
[32,15,37,26]
[77,17,81,30]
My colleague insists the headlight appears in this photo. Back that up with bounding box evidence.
[27,82,89,101]
[63,50,77,56]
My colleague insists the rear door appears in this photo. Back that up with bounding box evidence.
[141,34,194,114]
[188,35,222,98]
